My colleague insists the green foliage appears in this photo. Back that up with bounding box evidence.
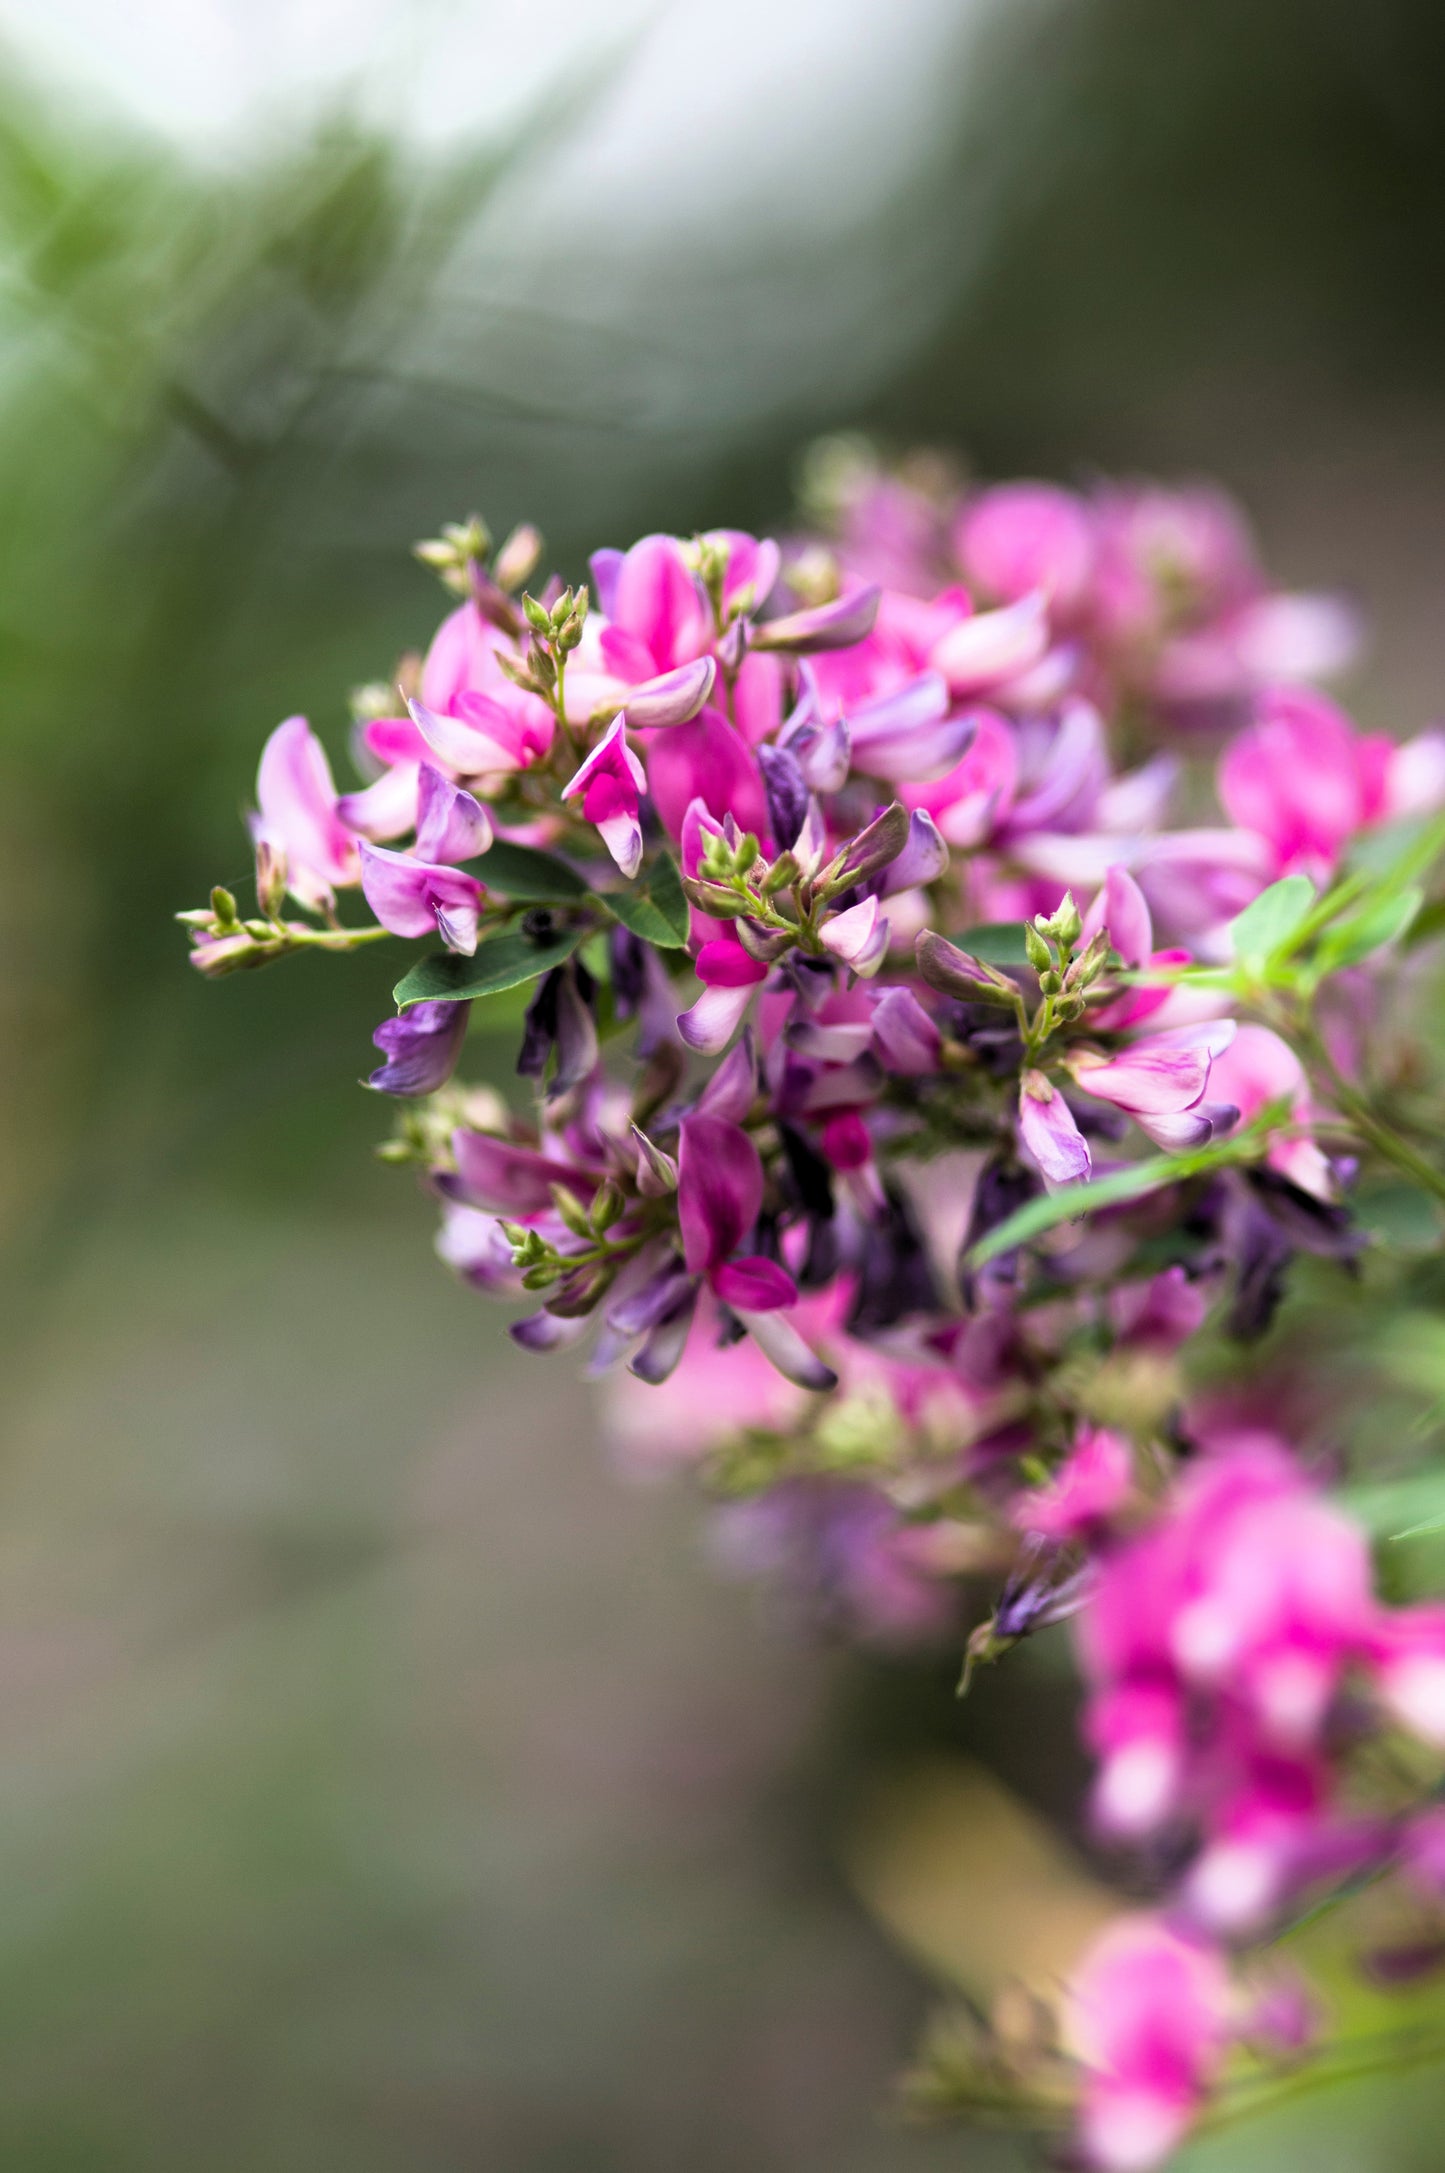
[393,924,584,1007]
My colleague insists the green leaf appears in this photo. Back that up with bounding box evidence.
[473,838,588,901]
[953,921,1029,966]
[966,1156,1202,1267]
[1316,884,1423,971]
[602,853,690,949]
[393,922,584,1007]
[1227,874,1316,966]
[1341,1473,1445,1544]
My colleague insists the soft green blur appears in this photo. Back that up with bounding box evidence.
[4,2,1445,2165]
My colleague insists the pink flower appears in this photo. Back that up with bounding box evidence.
[1018,1070,1091,1189]
[953,481,1097,617]
[1012,1426,1132,1542]
[1219,687,1445,881]
[251,715,359,908]
[1068,1021,1237,1152]
[1205,1023,1333,1199]
[1065,1915,1232,2171]
[561,716,647,877]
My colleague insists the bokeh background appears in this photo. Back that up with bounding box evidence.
[4,1,1445,2165]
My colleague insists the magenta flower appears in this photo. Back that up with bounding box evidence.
[561,716,648,877]
[1065,1915,1231,2171]
[646,706,769,841]
[677,1112,835,1388]
[678,939,769,1054]
[251,715,360,908]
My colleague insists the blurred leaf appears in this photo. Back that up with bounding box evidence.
[953,921,1029,965]
[1228,874,1315,966]
[474,838,588,901]
[1317,886,1423,972]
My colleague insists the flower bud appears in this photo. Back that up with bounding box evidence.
[1024,922,1053,974]
[522,592,552,635]
[492,523,543,590]
[549,1183,593,1238]
[210,885,241,928]
[916,930,1020,1007]
[254,838,288,920]
[590,1178,626,1230]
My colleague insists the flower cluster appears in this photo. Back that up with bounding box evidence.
[183,457,1445,2166]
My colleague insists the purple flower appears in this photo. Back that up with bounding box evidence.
[368,998,470,1096]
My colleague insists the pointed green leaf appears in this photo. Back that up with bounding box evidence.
[602,852,690,949]
[967,1155,1204,1267]
[394,922,584,1007]
[1227,875,1316,965]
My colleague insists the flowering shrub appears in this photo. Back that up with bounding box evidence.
[183,447,1445,2165]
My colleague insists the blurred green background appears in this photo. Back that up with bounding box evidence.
[4,1,1445,2165]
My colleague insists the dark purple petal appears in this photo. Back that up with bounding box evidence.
[509,1310,590,1353]
[628,1283,700,1383]
[677,1113,764,1273]
[367,998,470,1096]
[758,742,810,851]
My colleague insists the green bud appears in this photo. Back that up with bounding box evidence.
[733,832,760,873]
[590,1178,625,1230]
[521,1262,561,1290]
[1038,968,1062,996]
[210,885,240,927]
[1043,893,1081,950]
[760,851,800,897]
[522,592,552,635]
[549,1183,594,1239]
[1024,923,1053,974]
